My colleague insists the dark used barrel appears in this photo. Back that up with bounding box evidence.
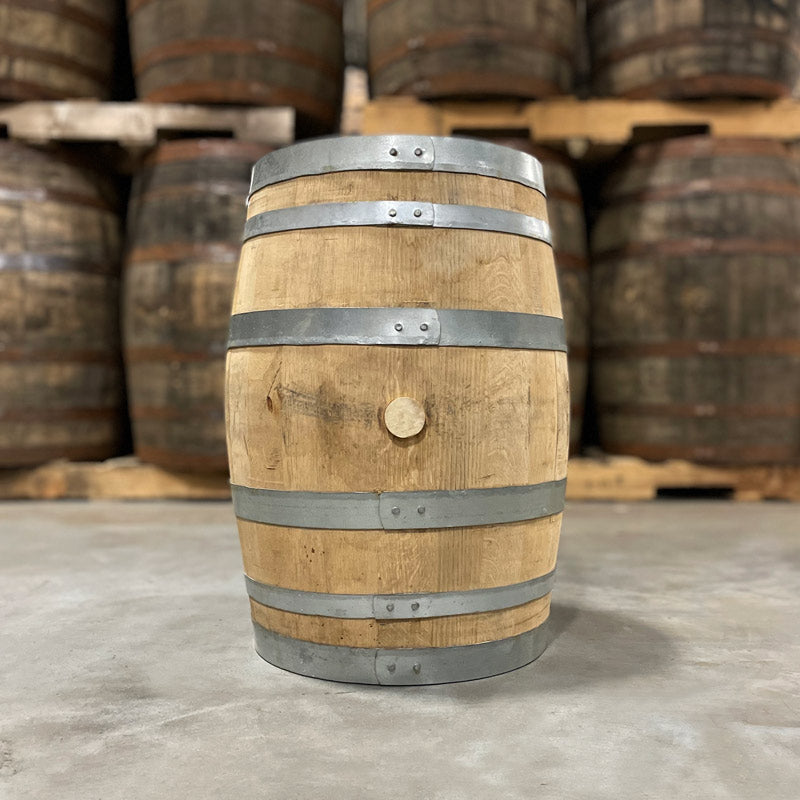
[494,140,588,453]
[227,136,569,684]
[123,138,268,472]
[0,141,123,466]
[0,0,117,100]
[126,0,344,133]
[587,0,800,99]
[367,0,576,99]
[592,136,800,464]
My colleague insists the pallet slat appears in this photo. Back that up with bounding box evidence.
[1,456,797,501]
[0,101,294,147]
[361,97,800,157]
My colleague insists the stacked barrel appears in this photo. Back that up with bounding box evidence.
[0,2,124,467]
[587,1,800,465]
[122,1,345,473]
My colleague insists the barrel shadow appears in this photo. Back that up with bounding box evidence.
[442,603,674,698]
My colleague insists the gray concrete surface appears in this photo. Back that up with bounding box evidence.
[1,500,798,800]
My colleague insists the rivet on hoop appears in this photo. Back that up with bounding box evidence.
[389,147,398,156]
[388,208,397,217]
[414,147,423,156]
[413,209,422,217]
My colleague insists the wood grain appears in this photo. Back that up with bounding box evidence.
[250,595,551,649]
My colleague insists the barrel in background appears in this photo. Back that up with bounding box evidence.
[0,141,123,466]
[592,136,800,464]
[123,138,267,472]
[587,0,800,99]
[367,0,577,99]
[0,0,117,100]
[126,0,345,133]
[226,136,569,684]
[494,140,589,453]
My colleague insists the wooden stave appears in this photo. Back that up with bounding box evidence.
[0,0,116,101]
[126,0,344,132]
[227,141,569,681]
[367,0,577,99]
[491,139,589,454]
[586,0,800,99]
[123,139,268,472]
[0,141,123,466]
[591,136,800,465]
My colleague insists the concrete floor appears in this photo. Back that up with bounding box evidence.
[0,501,798,800]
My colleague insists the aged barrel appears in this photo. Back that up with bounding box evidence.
[0,0,116,100]
[0,141,123,466]
[494,140,588,452]
[124,138,267,472]
[367,0,576,99]
[126,0,344,133]
[226,136,569,684]
[587,0,800,99]
[592,136,800,464]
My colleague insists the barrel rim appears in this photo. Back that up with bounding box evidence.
[248,135,547,196]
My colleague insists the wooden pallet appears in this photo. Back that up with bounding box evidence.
[0,101,294,148]
[1,456,797,501]
[361,96,800,157]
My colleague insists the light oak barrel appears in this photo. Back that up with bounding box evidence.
[367,0,576,99]
[0,141,123,466]
[591,136,800,464]
[123,138,268,472]
[226,135,569,685]
[126,0,345,134]
[0,0,117,100]
[587,0,800,99]
[493,139,588,453]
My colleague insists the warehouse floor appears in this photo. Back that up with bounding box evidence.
[1,500,798,800]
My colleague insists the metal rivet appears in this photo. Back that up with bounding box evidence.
[389,147,398,156]
[413,208,422,217]
[419,323,428,331]
[412,663,421,674]
[386,603,394,612]
[414,147,423,156]
[411,602,420,611]
[394,323,403,331]
[387,664,396,673]
[388,208,397,217]
[417,506,425,514]
[391,506,400,516]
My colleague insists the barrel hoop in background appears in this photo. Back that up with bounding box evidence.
[244,569,556,620]
[249,136,547,195]
[243,202,552,244]
[227,308,567,351]
[231,479,567,530]
[252,623,550,685]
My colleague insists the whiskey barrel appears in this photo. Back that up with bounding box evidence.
[124,138,268,472]
[0,141,123,466]
[587,0,800,99]
[0,0,116,100]
[592,136,800,464]
[367,0,576,99]
[227,136,569,684]
[126,0,344,133]
[494,140,588,453]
